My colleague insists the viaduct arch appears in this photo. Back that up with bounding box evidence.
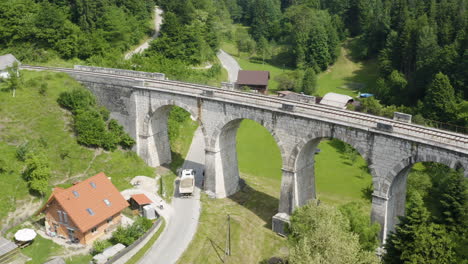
[27,65,468,242]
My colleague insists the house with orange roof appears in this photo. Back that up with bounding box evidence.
[40,172,129,245]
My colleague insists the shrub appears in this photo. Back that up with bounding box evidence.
[39,82,48,96]
[92,240,113,255]
[74,110,107,147]
[16,142,32,161]
[23,152,51,195]
[57,89,96,112]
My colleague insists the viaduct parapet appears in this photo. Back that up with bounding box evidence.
[22,65,468,242]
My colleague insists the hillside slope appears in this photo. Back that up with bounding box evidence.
[0,70,154,230]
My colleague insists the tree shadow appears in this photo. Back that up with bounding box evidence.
[361,183,373,202]
[258,256,287,264]
[228,182,279,229]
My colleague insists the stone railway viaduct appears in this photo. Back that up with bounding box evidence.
[22,65,468,241]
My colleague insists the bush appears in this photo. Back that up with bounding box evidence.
[57,89,96,112]
[39,82,48,96]
[92,240,113,255]
[74,110,107,147]
[23,152,51,195]
[16,142,32,161]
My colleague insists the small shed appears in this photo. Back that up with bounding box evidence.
[319,92,353,109]
[0,236,18,264]
[0,54,20,79]
[236,70,270,94]
[129,194,153,214]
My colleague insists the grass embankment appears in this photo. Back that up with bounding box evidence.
[0,70,156,262]
[125,219,166,264]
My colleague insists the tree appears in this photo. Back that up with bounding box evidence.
[339,202,380,251]
[256,36,272,64]
[384,193,456,264]
[301,68,317,95]
[6,62,21,97]
[24,152,51,195]
[289,201,379,264]
[438,169,468,231]
[423,72,457,122]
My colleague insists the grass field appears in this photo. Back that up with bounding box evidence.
[21,235,63,264]
[0,70,155,224]
[221,41,291,92]
[178,173,287,263]
[316,40,379,97]
[236,120,373,206]
[222,38,379,97]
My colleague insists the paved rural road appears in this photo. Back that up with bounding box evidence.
[138,127,205,264]
[125,7,163,60]
[217,49,241,83]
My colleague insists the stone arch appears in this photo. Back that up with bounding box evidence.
[209,116,287,163]
[288,128,371,208]
[140,100,207,167]
[287,127,369,170]
[204,116,285,198]
[383,153,466,238]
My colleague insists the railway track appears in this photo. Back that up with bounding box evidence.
[20,65,468,151]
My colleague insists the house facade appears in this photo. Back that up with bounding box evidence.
[41,173,129,245]
[236,70,270,94]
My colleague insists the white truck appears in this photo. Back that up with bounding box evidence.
[179,169,195,197]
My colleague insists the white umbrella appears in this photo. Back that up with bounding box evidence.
[14,228,37,242]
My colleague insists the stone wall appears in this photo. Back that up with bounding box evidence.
[74,65,165,80]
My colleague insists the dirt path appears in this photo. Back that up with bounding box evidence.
[124,7,163,60]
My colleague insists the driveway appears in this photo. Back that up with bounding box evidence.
[217,49,241,83]
[125,7,164,60]
[138,127,205,264]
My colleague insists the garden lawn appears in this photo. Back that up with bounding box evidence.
[21,235,63,264]
[0,70,155,224]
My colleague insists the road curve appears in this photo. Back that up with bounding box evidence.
[217,49,241,83]
[138,127,205,264]
[125,7,163,60]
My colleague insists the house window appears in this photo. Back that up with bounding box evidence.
[63,211,69,224]
[103,199,111,206]
[90,182,96,189]
[86,208,95,216]
[57,210,63,222]
[72,190,79,197]
[91,227,97,233]
[107,216,113,224]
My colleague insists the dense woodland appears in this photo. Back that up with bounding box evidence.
[224,0,467,127]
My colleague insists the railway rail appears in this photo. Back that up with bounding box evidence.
[20,65,468,152]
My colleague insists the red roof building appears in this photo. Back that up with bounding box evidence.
[40,172,129,244]
[236,70,270,94]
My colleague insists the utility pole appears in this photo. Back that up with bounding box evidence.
[225,214,231,258]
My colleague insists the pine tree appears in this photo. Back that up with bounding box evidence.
[301,68,317,95]
[423,72,457,122]
[384,193,456,264]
